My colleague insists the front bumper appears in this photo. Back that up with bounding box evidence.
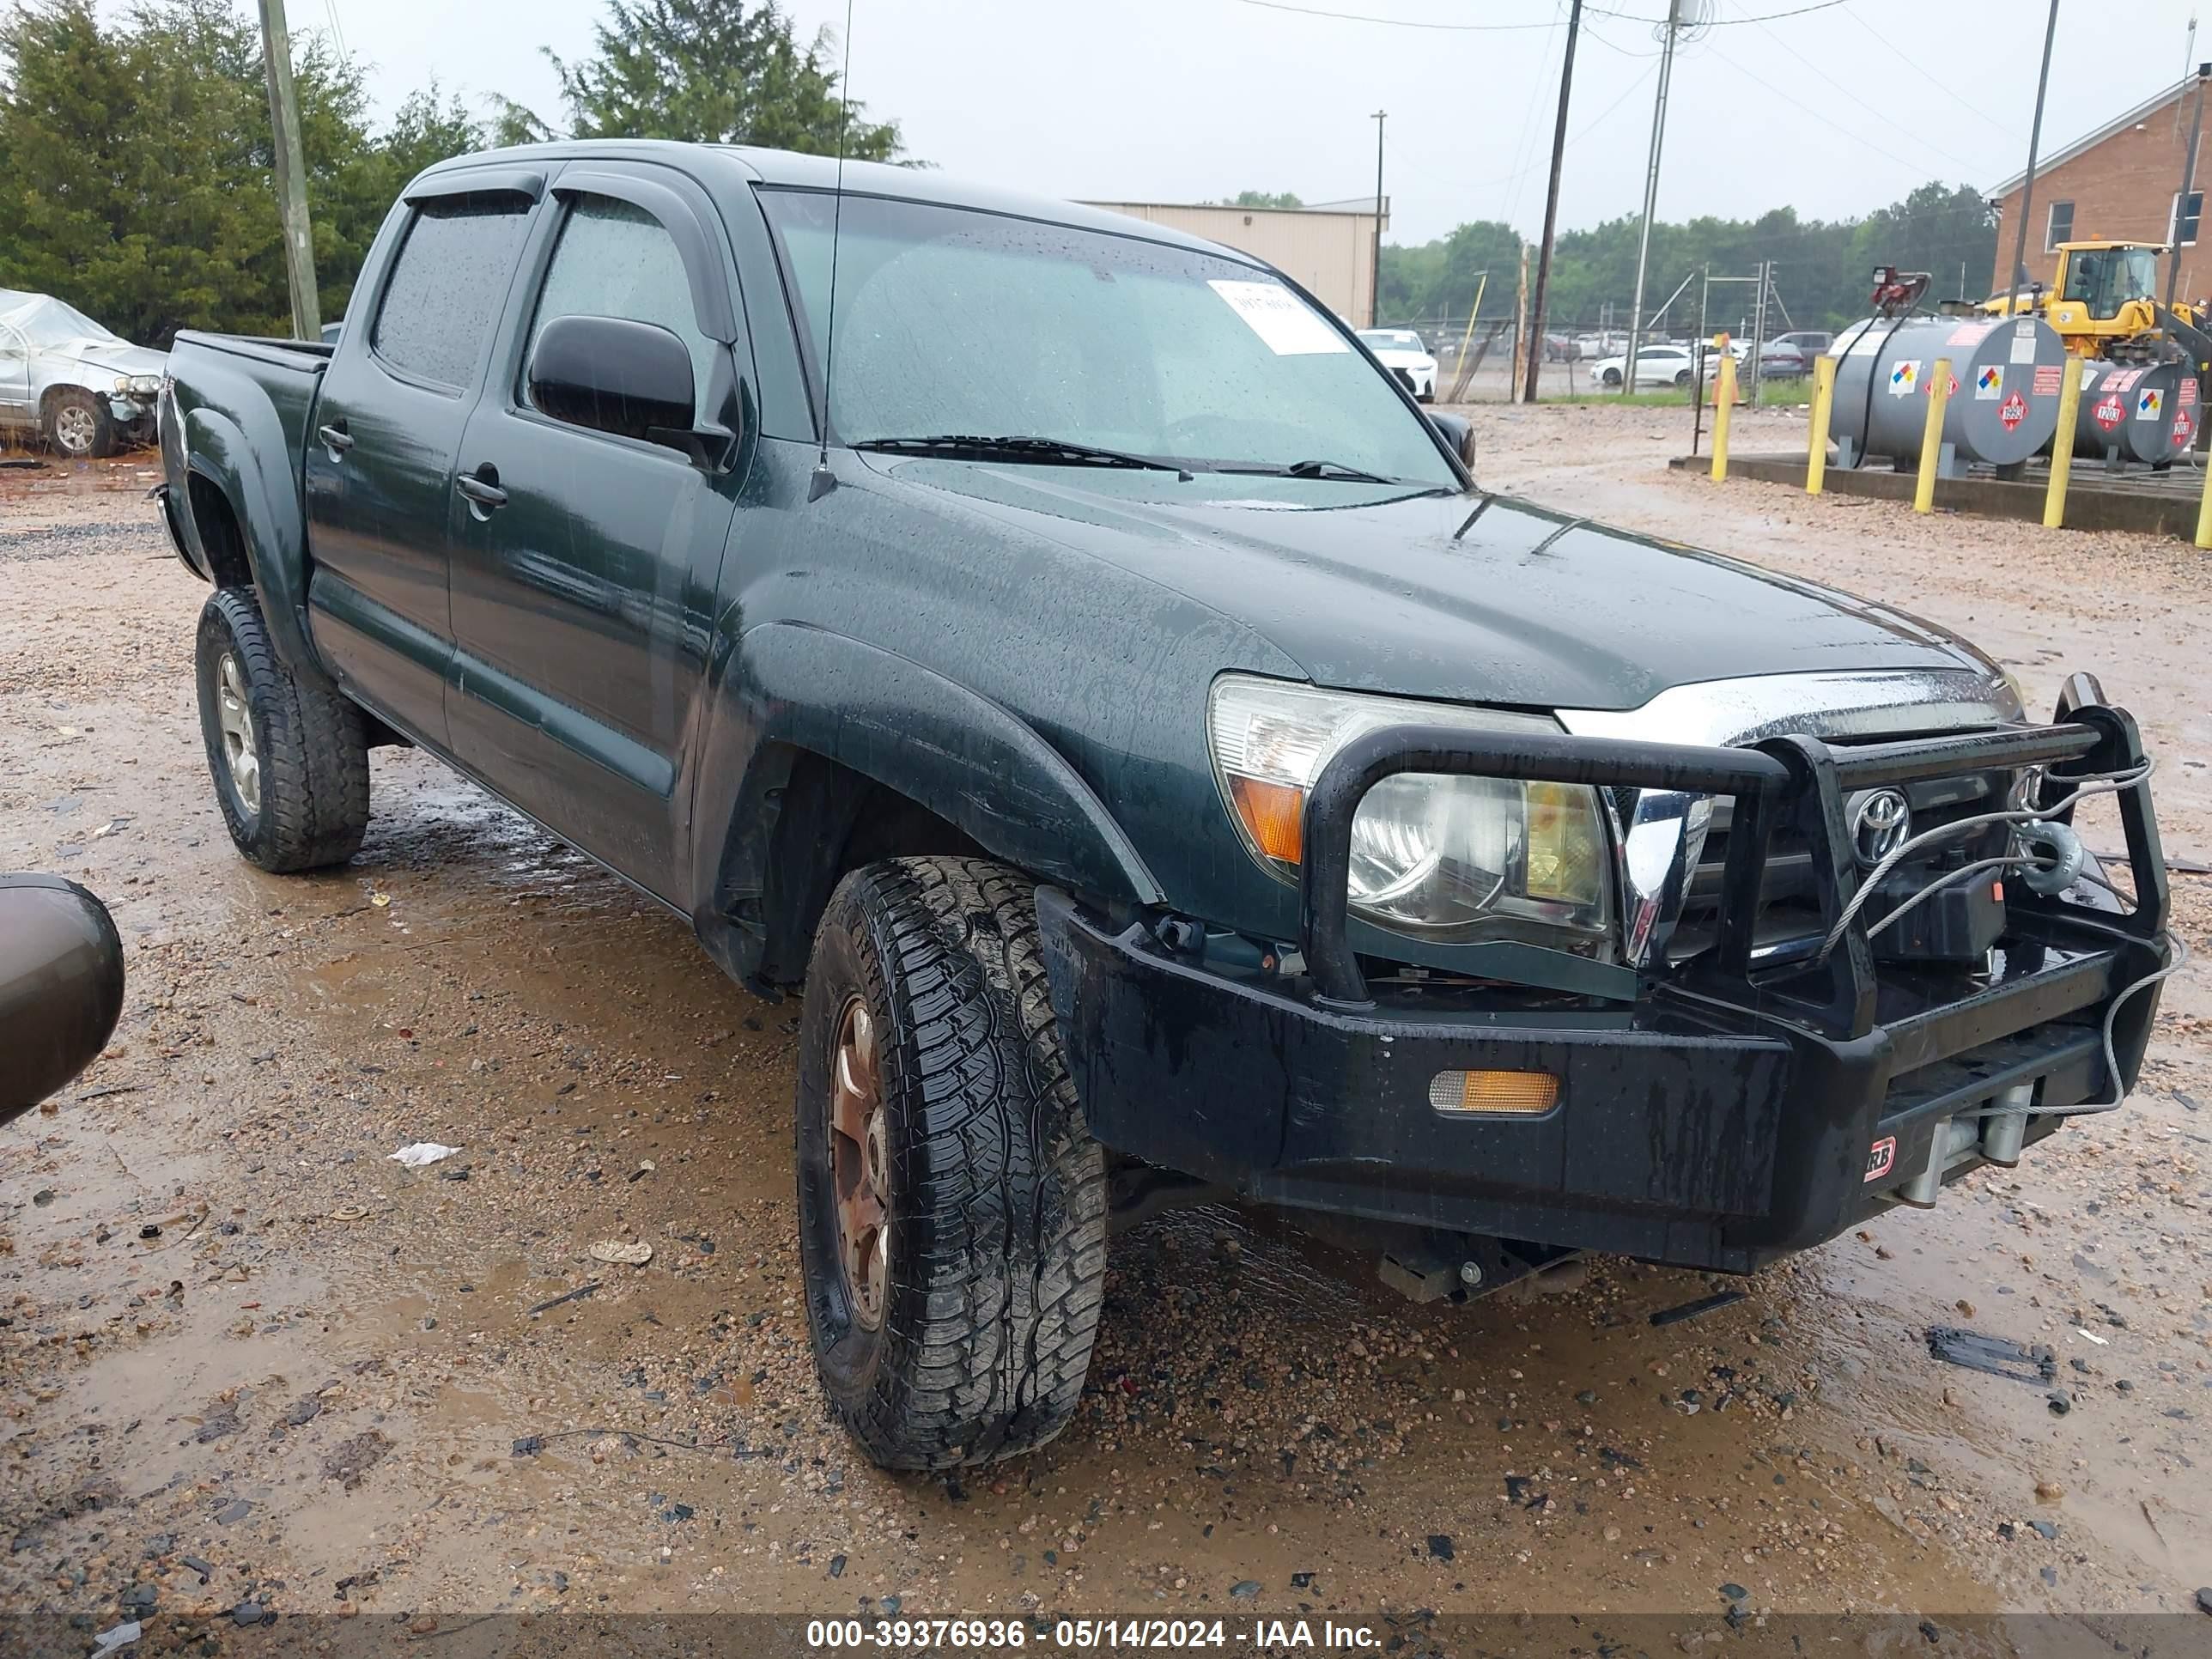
[1036,702,2170,1275]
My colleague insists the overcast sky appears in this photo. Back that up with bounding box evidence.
[329,0,2208,247]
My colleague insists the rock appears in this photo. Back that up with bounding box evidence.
[829,1555,846,1577]
[231,1601,266,1626]
[1720,1583,1748,1601]
[2196,1587,2212,1614]
[1426,1534,1455,1562]
[2035,1480,2063,1501]
[1230,1580,1261,1598]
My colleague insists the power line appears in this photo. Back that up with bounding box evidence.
[1231,0,1850,28]
[1844,8,2012,135]
[1704,38,1948,178]
[1724,0,2001,178]
[1230,0,1563,29]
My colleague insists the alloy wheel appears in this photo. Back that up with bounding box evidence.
[828,994,890,1330]
[216,652,261,816]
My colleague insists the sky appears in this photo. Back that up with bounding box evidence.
[319,0,2209,249]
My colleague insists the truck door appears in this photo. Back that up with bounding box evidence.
[302,171,544,746]
[444,166,750,902]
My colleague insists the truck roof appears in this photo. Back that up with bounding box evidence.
[409,139,1255,268]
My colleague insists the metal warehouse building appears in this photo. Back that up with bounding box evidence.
[1081,198,1388,325]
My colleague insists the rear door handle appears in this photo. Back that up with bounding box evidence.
[317,422,352,456]
[455,468,507,516]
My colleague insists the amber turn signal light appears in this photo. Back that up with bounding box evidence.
[1227,774,1304,864]
[1428,1068,1560,1115]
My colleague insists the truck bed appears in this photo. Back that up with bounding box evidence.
[167,331,333,500]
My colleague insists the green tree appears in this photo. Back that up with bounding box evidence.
[501,0,899,158]
[0,0,482,345]
[1224,190,1303,209]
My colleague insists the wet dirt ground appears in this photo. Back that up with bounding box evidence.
[3,424,2210,1650]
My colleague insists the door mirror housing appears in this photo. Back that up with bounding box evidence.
[0,874,125,1127]
[528,314,705,459]
[1428,409,1476,473]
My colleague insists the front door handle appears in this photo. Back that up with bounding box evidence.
[455,468,507,517]
[317,422,352,458]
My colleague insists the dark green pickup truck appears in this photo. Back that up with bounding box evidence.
[158,140,2174,1471]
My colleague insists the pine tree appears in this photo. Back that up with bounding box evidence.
[503,0,900,160]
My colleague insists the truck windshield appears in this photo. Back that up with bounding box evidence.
[759,189,1459,488]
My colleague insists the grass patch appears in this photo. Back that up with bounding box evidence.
[1540,376,1816,409]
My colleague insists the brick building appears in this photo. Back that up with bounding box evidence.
[1990,76,2212,304]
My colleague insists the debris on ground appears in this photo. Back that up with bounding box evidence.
[387,1142,461,1168]
[589,1239,652,1266]
[1926,1326,2059,1386]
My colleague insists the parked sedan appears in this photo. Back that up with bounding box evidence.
[0,290,166,457]
[1588,342,1710,390]
[1356,328,1437,402]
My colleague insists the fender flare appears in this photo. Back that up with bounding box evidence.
[691,622,1164,979]
[181,404,334,693]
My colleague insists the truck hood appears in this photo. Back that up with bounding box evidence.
[866,459,1998,713]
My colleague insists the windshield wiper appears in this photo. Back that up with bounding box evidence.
[1215,458,1404,484]
[849,434,1193,480]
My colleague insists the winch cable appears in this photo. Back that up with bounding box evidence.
[1812,758,2157,963]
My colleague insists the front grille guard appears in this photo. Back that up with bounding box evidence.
[1297,702,2168,1040]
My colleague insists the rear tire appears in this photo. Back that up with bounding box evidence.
[195,589,370,872]
[46,390,114,459]
[1602,368,1623,388]
[796,856,1109,1469]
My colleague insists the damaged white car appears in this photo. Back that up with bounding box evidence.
[0,290,165,457]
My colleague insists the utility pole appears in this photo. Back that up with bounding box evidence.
[1524,0,1583,404]
[1624,0,1682,397]
[258,0,320,340]
[1370,110,1387,329]
[2168,63,2211,309]
[2007,0,2060,302]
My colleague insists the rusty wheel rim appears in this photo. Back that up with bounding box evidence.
[828,994,889,1332]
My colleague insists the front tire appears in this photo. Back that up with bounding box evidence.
[1674,369,1692,387]
[46,390,114,459]
[1602,368,1623,388]
[195,589,370,872]
[797,856,1109,1469]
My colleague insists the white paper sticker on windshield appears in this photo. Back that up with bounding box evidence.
[1208,280,1350,355]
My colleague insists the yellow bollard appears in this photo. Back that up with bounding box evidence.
[2197,440,2212,549]
[1711,343,1737,483]
[1806,354,1837,495]
[2043,355,2085,530]
[1912,356,1953,514]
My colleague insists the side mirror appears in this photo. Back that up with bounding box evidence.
[1428,409,1476,473]
[528,314,702,459]
[0,874,125,1127]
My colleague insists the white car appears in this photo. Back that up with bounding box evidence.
[0,290,167,457]
[1587,342,1713,391]
[1356,328,1437,403]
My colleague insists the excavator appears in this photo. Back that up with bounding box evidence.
[1982,239,2212,368]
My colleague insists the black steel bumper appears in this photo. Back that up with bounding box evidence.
[1035,702,2171,1275]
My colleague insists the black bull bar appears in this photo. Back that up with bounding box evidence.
[1296,702,2169,1033]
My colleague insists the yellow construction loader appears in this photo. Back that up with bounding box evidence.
[1984,240,2212,367]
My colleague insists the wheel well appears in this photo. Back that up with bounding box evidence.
[727,746,982,988]
[185,474,254,588]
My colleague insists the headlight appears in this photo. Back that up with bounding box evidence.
[127,375,161,397]
[1206,676,1613,945]
[114,376,131,395]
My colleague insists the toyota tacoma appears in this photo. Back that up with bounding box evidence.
[155,142,2174,1470]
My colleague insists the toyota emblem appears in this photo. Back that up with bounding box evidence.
[1850,787,1911,866]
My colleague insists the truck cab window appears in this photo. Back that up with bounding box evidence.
[526,196,715,424]
[371,198,533,388]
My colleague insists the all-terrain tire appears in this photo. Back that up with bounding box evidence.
[195,588,370,872]
[796,856,1109,1470]
[46,389,115,459]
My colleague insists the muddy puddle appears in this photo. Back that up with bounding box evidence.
[5,438,2212,1645]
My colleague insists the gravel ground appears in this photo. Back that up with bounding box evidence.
[3,424,2210,1651]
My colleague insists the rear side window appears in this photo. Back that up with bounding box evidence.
[372,198,533,388]
[526,196,716,422]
